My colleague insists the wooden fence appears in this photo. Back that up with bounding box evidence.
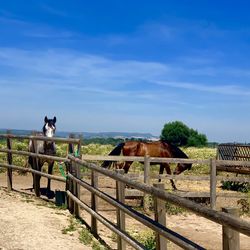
[0,134,250,250]
[68,155,250,250]
[81,155,250,210]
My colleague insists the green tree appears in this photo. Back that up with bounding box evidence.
[160,121,207,147]
[160,121,190,146]
[187,129,207,146]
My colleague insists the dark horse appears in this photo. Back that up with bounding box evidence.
[28,116,57,197]
[101,140,192,190]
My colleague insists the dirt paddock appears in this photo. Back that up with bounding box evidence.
[0,172,249,250]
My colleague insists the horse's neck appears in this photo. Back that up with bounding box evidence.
[43,140,56,154]
[29,132,56,155]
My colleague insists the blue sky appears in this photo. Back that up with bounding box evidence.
[1,1,250,142]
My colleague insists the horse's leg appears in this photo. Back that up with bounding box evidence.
[47,161,54,192]
[28,156,35,190]
[30,156,42,195]
[123,161,133,189]
[162,163,177,190]
[34,161,42,196]
[158,164,165,182]
[123,161,132,174]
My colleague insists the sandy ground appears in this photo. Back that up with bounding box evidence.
[0,172,249,250]
[0,187,92,250]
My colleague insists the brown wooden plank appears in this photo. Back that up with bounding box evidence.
[222,207,240,250]
[6,136,13,191]
[0,134,81,143]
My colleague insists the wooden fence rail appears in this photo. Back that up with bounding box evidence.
[67,190,146,250]
[81,154,250,167]
[0,148,70,163]
[67,170,204,249]
[81,154,210,164]
[0,163,66,182]
[0,134,81,143]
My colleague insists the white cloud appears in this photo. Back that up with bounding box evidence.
[1,47,250,102]
[155,80,250,96]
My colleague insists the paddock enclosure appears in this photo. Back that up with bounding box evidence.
[0,134,250,250]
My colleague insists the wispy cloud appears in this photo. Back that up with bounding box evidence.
[0,13,76,40]
[39,4,69,17]
[0,16,28,25]
[1,47,250,99]
[23,29,75,39]
[155,80,250,96]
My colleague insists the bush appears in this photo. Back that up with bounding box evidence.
[161,121,207,147]
[221,181,250,193]
[129,230,156,250]
[165,202,186,215]
[187,129,207,147]
[237,199,250,215]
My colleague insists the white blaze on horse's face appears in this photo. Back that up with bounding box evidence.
[45,123,55,137]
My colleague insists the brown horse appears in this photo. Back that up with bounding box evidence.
[101,140,192,190]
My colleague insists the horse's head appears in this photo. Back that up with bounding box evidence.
[174,162,192,175]
[166,142,192,175]
[43,116,56,138]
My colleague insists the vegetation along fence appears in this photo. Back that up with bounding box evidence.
[0,134,249,249]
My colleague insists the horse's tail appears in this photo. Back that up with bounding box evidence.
[101,142,125,168]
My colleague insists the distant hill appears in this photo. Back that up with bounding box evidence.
[0,129,159,141]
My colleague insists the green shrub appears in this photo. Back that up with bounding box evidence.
[79,228,93,245]
[165,202,186,215]
[129,230,156,250]
[237,199,250,215]
[61,217,77,234]
[221,181,250,193]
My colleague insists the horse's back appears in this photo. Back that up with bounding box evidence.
[123,141,172,158]
[140,141,172,157]
[123,141,140,156]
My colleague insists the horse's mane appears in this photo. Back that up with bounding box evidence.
[160,139,188,159]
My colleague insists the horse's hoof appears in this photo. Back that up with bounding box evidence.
[46,190,55,199]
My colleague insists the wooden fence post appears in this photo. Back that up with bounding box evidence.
[210,158,217,210]
[67,139,74,213]
[6,133,13,191]
[222,207,240,250]
[143,155,150,212]
[91,170,99,236]
[75,136,82,217]
[153,183,167,250]
[116,169,126,250]
[77,135,82,157]
[72,161,80,217]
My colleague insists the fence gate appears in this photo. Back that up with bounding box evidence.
[217,144,250,174]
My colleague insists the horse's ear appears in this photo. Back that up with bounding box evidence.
[44,116,48,123]
[53,116,57,123]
